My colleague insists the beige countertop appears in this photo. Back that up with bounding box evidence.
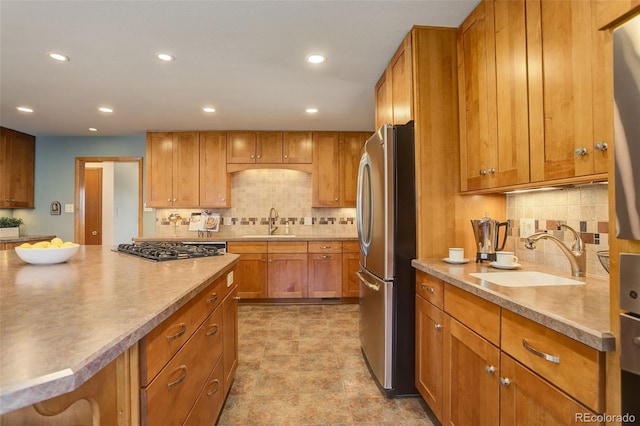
[0,245,239,415]
[412,259,614,352]
[0,235,56,244]
[134,235,358,243]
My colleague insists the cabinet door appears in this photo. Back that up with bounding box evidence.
[527,0,601,181]
[172,132,200,207]
[200,131,230,208]
[342,251,360,298]
[256,131,283,163]
[227,131,257,163]
[443,316,500,426]
[416,295,445,423]
[500,353,603,426]
[308,253,342,298]
[2,128,35,208]
[222,285,238,394]
[235,253,268,299]
[390,33,413,125]
[375,71,393,130]
[339,132,368,207]
[312,132,340,207]
[283,131,312,164]
[595,0,640,28]
[458,1,498,191]
[267,253,308,298]
[146,132,174,207]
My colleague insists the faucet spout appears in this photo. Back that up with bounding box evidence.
[269,207,279,235]
[525,224,586,277]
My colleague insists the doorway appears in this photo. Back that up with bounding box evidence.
[84,167,103,245]
[74,157,143,245]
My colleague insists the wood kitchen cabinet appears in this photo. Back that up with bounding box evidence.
[227,242,268,299]
[268,242,308,298]
[227,131,312,164]
[312,132,368,207]
[146,131,200,207]
[0,127,35,208]
[595,0,640,28]
[200,131,230,208]
[374,33,413,128]
[283,131,312,164]
[308,241,342,298]
[342,241,360,298]
[222,284,238,395]
[226,131,257,164]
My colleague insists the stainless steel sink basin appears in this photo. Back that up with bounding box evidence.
[240,234,297,238]
[469,271,584,287]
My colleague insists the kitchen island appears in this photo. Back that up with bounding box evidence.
[0,245,239,421]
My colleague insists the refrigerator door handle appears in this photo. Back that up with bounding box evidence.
[357,152,373,256]
[356,271,380,292]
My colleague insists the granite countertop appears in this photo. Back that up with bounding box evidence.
[412,259,614,352]
[0,235,56,244]
[0,245,239,415]
[134,235,358,243]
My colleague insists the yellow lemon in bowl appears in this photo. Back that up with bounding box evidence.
[32,241,51,248]
[18,242,32,249]
[50,237,64,247]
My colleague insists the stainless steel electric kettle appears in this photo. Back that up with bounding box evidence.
[470,213,509,262]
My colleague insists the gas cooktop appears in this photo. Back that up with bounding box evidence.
[117,242,223,262]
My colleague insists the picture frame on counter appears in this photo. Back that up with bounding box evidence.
[50,201,61,215]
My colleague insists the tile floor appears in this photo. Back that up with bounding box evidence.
[217,304,439,425]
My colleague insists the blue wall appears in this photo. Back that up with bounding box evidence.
[11,135,148,241]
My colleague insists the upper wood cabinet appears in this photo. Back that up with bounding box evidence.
[594,0,640,29]
[312,132,368,207]
[146,132,200,207]
[200,132,230,208]
[227,131,312,164]
[0,127,35,208]
[375,33,413,129]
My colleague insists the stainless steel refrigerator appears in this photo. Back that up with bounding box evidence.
[356,122,417,396]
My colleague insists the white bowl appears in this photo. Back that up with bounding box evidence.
[14,244,80,265]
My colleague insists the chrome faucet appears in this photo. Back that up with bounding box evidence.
[524,224,586,277]
[268,207,279,235]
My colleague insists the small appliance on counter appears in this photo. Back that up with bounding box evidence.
[470,213,509,262]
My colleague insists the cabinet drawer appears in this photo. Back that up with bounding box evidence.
[142,307,224,426]
[184,355,225,426]
[501,310,604,413]
[444,284,500,346]
[416,270,444,309]
[308,241,342,253]
[342,241,360,253]
[268,241,307,253]
[141,273,228,385]
[227,241,267,253]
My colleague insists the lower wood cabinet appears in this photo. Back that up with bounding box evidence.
[308,241,342,298]
[342,241,361,298]
[228,242,268,299]
[268,252,308,298]
[222,285,239,395]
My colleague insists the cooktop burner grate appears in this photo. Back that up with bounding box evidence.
[117,242,222,261]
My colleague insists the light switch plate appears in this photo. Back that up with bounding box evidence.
[64,204,74,213]
[520,218,535,237]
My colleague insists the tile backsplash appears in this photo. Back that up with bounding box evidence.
[505,183,609,278]
[154,169,356,238]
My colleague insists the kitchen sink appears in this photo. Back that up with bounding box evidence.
[469,271,584,287]
[240,234,297,238]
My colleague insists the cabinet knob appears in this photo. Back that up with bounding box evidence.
[173,198,177,202]
[167,198,171,202]
[334,198,339,202]
[485,365,496,374]
[595,141,608,151]
[488,168,496,175]
[250,154,255,159]
[234,296,241,300]
[434,323,443,330]
[269,259,272,263]
[256,155,261,159]
[479,169,487,176]
[499,377,511,387]
[283,154,288,159]
[574,147,588,156]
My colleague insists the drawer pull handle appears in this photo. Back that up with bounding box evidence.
[206,324,219,336]
[522,339,560,364]
[166,323,187,342]
[207,379,220,396]
[485,365,496,374]
[434,323,443,330]
[499,377,511,387]
[207,293,218,304]
[320,246,332,249]
[321,255,331,259]
[167,365,187,389]
[421,285,435,293]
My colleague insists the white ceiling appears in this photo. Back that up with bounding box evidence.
[0,0,479,137]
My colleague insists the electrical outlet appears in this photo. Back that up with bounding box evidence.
[64,204,74,213]
[227,271,234,287]
[304,217,313,226]
[520,218,535,237]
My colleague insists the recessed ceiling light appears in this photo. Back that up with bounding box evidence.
[306,54,325,64]
[202,107,216,113]
[48,52,70,62]
[305,108,318,114]
[98,107,113,113]
[16,106,34,113]
[157,53,175,62]
[88,127,98,132]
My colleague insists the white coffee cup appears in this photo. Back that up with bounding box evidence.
[496,251,518,267]
[449,248,465,261]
